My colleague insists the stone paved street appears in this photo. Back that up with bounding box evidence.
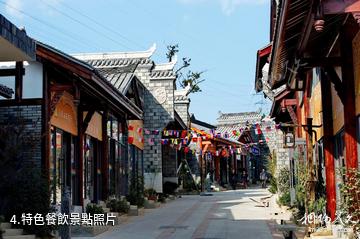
[78,188,288,239]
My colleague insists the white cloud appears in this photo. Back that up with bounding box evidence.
[220,0,267,15]
[5,0,23,19]
[4,0,64,19]
[178,0,267,15]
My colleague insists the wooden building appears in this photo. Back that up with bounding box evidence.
[191,115,242,189]
[255,0,360,220]
[0,14,144,209]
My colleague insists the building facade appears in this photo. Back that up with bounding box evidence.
[74,47,188,193]
[0,15,145,214]
[255,0,360,220]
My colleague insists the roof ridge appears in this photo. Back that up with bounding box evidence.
[71,43,156,61]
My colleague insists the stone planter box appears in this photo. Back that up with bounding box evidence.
[144,199,161,209]
[128,206,145,216]
[168,195,176,200]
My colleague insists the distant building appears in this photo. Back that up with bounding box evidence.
[74,46,188,193]
[216,111,286,182]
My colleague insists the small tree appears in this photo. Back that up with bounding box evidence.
[277,167,291,207]
[127,175,145,207]
[266,151,277,194]
[166,44,205,95]
[0,117,54,237]
[340,168,360,236]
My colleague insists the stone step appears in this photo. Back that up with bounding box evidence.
[0,222,12,229]
[3,235,35,239]
[3,229,23,236]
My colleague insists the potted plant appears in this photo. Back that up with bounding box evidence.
[144,188,157,201]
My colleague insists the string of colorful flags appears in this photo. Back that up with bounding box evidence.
[129,123,281,137]
[128,121,282,153]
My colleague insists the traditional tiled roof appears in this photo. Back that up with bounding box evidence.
[94,64,139,94]
[217,111,262,125]
[216,124,241,141]
[150,70,176,79]
[86,58,152,68]
[72,44,156,68]
[174,95,189,102]
[36,41,143,119]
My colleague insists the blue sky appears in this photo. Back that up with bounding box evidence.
[1,0,272,124]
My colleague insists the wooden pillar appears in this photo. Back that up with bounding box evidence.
[340,25,358,169]
[306,117,316,201]
[42,65,50,180]
[78,104,84,206]
[15,61,23,102]
[101,110,109,200]
[321,69,336,220]
[296,93,303,138]
[304,72,316,202]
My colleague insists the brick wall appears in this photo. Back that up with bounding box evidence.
[162,145,177,178]
[174,101,189,126]
[0,105,42,168]
[134,66,176,192]
[260,123,290,171]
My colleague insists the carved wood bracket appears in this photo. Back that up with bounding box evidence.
[50,91,64,118]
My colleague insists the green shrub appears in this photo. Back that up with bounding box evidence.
[106,199,129,214]
[277,167,290,194]
[144,188,157,197]
[268,177,277,194]
[308,197,326,215]
[86,204,105,215]
[279,192,291,207]
[294,162,306,221]
[116,199,130,214]
[127,176,145,207]
[0,120,54,237]
[265,152,278,194]
[106,199,118,213]
[339,168,360,235]
[6,169,55,237]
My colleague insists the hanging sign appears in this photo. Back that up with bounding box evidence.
[84,111,102,141]
[128,120,144,150]
[284,132,295,148]
[51,92,78,136]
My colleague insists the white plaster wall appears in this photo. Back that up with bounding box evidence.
[144,172,163,193]
[0,61,43,99]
